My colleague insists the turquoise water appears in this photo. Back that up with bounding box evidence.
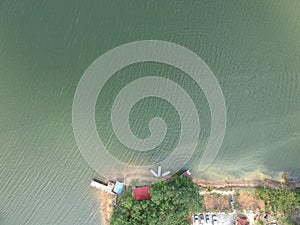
[1,1,300,224]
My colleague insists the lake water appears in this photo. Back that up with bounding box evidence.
[1,1,300,224]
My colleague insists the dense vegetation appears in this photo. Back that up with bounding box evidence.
[255,187,300,224]
[110,176,204,225]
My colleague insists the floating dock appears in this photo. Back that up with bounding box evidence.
[90,179,124,195]
[90,180,116,195]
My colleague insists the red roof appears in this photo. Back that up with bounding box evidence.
[133,186,151,200]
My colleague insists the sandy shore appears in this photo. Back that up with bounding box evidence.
[95,191,115,225]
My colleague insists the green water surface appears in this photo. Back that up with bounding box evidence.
[1,1,300,224]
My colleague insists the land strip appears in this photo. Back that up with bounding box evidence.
[193,178,300,189]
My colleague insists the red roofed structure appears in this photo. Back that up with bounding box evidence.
[133,186,151,200]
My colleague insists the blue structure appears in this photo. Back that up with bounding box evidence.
[113,181,124,194]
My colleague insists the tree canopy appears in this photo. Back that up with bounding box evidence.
[255,186,300,224]
[110,176,204,225]
[256,187,299,214]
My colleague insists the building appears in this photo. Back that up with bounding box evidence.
[113,181,125,194]
[132,186,151,200]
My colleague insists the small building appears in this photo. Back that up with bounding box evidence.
[113,181,124,194]
[133,186,151,200]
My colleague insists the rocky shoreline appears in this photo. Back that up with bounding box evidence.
[193,178,300,189]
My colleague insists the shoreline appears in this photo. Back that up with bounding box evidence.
[97,177,300,224]
[193,178,300,189]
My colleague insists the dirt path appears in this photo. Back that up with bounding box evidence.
[200,189,234,195]
[122,171,156,185]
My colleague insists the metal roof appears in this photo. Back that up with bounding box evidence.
[133,186,151,200]
[113,181,124,194]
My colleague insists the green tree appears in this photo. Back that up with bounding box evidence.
[255,186,299,223]
[111,176,204,225]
